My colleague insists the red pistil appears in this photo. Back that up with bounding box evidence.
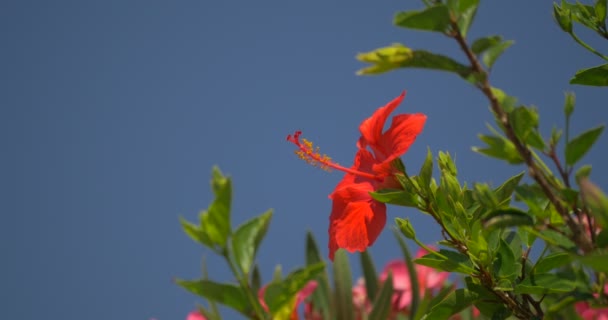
[286,131,381,181]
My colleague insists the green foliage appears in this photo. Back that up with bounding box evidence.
[357,44,470,77]
[481,39,514,69]
[177,279,253,316]
[231,210,273,275]
[571,63,608,86]
[447,0,480,37]
[422,289,479,320]
[368,273,394,320]
[263,263,325,315]
[394,5,451,32]
[415,250,475,274]
[565,125,605,165]
[360,250,379,301]
[305,232,332,319]
[473,126,524,164]
[333,250,355,320]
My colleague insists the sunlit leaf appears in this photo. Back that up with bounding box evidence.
[514,273,576,294]
[333,250,355,320]
[482,40,513,69]
[232,210,272,275]
[471,35,502,55]
[534,252,572,274]
[421,289,479,320]
[483,208,534,230]
[176,279,252,316]
[394,5,450,32]
[264,263,325,314]
[565,125,604,165]
[570,64,608,86]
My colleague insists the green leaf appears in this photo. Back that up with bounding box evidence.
[482,40,513,69]
[561,1,599,30]
[418,147,434,195]
[251,264,262,292]
[597,0,607,25]
[473,133,524,164]
[231,210,273,275]
[493,239,518,282]
[447,0,480,37]
[201,167,232,248]
[393,230,420,319]
[534,252,573,274]
[510,106,545,150]
[471,35,502,55]
[494,172,525,206]
[575,165,592,182]
[333,250,355,320]
[180,216,212,248]
[513,273,576,294]
[368,273,394,320]
[305,232,332,320]
[421,289,479,320]
[483,208,534,230]
[394,5,450,32]
[357,45,470,77]
[415,250,475,274]
[553,3,573,33]
[370,189,419,207]
[565,125,604,165]
[176,279,252,316]
[264,262,325,314]
[360,250,379,301]
[570,64,608,86]
[578,251,608,272]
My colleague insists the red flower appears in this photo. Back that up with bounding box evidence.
[287,92,426,260]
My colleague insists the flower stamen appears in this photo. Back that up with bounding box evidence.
[286,130,381,181]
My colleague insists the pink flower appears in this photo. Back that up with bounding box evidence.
[575,284,608,320]
[378,248,448,312]
[186,310,206,320]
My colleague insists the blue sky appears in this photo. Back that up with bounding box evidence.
[2,1,607,319]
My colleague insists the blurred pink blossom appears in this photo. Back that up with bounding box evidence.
[186,310,206,320]
[575,284,608,320]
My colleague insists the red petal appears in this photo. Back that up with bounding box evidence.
[372,113,427,175]
[328,184,386,260]
[358,92,406,154]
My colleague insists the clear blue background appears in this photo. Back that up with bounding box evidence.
[2,1,607,319]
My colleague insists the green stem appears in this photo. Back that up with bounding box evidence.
[222,249,267,320]
[570,31,608,61]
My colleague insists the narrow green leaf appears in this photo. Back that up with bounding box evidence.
[510,106,545,150]
[493,239,518,282]
[251,264,262,293]
[357,45,470,77]
[421,289,479,320]
[393,230,420,319]
[483,208,534,230]
[596,0,607,26]
[368,273,394,320]
[394,5,451,32]
[534,252,573,274]
[493,172,524,206]
[513,273,576,294]
[202,167,232,248]
[565,125,604,165]
[231,210,273,275]
[415,250,475,274]
[180,216,212,248]
[482,40,513,69]
[305,232,332,320]
[360,250,379,301]
[453,0,479,37]
[370,189,418,207]
[471,35,502,55]
[570,64,608,86]
[333,249,354,320]
[264,263,325,314]
[419,147,433,194]
[176,279,252,316]
[473,134,524,164]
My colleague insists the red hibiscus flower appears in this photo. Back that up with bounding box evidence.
[287,91,426,260]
